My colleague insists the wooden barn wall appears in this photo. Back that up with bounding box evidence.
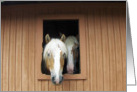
[1,2,126,91]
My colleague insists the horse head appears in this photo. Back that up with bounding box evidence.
[43,34,67,84]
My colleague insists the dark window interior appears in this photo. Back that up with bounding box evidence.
[42,20,79,47]
[41,20,80,75]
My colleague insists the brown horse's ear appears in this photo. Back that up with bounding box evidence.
[45,34,51,44]
[60,34,66,42]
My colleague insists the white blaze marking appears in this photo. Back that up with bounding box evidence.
[68,47,74,65]
[54,46,61,80]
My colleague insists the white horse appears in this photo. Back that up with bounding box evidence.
[43,34,67,84]
[65,36,79,74]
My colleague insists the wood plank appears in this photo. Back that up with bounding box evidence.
[22,10,29,91]
[41,81,48,91]
[34,80,41,91]
[106,8,117,91]
[83,12,90,91]
[94,9,104,91]
[119,9,126,91]
[88,9,97,91]
[69,81,76,91]
[100,9,110,91]
[112,9,123,91]
[62,81,70,91]
[9,9,16,91]
[3,13,10,91]
[35,15,42,91]
[1,16,5,91]
[28,9,35,91]
[55,84,62,91]
[76,80,83,91]
[48,81,56,91]
[16,10,22,91]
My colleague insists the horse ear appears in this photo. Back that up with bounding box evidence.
[60,34,66,42]
[45,34,51,44]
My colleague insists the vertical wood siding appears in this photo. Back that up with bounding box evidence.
[9,8,16,91]
[1,2,126,91]
[16,10,22,91]
[1,14,4,92]
[2,11,10,91]
[107,8,117,91]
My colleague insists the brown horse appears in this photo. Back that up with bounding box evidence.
[65,36,79,74]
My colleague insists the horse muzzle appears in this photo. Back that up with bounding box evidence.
[51,76,64,85]
[67,65,74,74]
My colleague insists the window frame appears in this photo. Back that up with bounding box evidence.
[36,14,87,80]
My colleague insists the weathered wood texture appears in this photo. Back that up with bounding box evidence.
[1,2,126,91]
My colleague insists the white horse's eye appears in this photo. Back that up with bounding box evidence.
[47,53,51,57]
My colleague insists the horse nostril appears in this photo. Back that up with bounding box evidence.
[52,76,55,81]
[59,76,63,80]
[59,76,63,84]
[51,76,56,84]
[67,68,74,74]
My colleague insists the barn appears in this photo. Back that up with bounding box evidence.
[1,1,126,91]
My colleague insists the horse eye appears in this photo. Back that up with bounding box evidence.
[63,53,66,58]
[47,53,50,57]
